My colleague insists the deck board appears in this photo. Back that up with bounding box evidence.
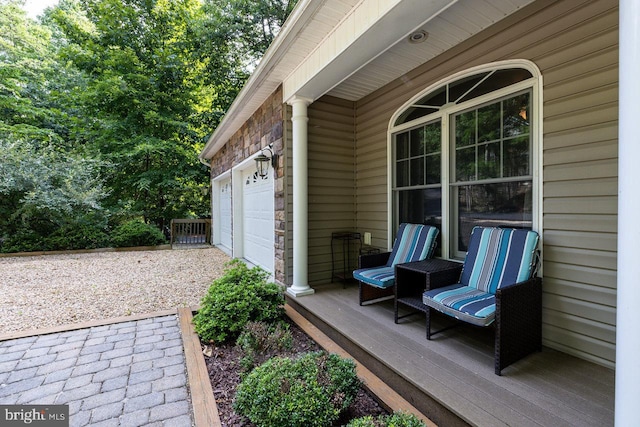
[288,283,614,427]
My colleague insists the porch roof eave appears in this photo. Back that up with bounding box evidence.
[198,0,323,162]
[199,0,464,162]
[199,0,535,162]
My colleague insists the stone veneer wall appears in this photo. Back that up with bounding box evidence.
[209,85,287,286]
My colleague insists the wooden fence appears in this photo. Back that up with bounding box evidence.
[170,219,211,246]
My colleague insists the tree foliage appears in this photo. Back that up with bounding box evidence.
[0,0,84,147]
[0,138,109,242]
[0,0,298,251]
[201,0,296,68]
[48,0,211,229]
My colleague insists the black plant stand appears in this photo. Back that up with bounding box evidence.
[331,232,362,287]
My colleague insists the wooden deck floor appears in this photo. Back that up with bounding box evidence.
[286,283,614,427]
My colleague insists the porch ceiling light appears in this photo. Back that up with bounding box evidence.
[255,145,278,178]
[408,30,428,44]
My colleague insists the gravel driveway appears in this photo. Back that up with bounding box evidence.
[0,247,231,335]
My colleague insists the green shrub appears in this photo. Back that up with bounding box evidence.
[46,223,110,250]
[234,351,361,427]
[347,412,427,427]
[236,321,293,372]
[192,259,284,343]
[1,223,109,253]
[0,229,45,253]
[110,220,166,247]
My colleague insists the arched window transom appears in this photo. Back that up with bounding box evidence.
[390,63,540,259]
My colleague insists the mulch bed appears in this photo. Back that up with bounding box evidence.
[202,318,388,426]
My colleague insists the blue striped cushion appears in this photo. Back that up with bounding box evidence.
[461,227,539,293]
[352,224,439,289]
[352,266,395,289]
[386,224,439,267]
[423,284,496,326]
[422,227,539,326]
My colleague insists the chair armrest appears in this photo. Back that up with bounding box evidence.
[495,276,542,374]
[358,251,391,269]
[496,277,542,320]
[496,276,542,309]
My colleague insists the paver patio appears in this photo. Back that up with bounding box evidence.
[0,314,193,427]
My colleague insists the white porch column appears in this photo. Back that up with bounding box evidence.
[287,96,315,297]
[616,1,640,425]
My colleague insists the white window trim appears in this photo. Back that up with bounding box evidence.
[386,59,543,259]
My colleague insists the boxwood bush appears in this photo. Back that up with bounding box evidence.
[234,351,361,427]
[0,223,110,253]
[109,220,166,248]
[46,223,111,250]
[346,412,427,427]
[236,320,293,373]
[192,259,284,343]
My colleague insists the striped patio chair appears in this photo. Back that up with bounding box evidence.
[422,226,541,375]
[353,223,439,306]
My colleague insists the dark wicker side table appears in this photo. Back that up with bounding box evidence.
[394,259,462,324]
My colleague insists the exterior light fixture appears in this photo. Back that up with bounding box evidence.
[255,145,278,178]
[408,30,428,44]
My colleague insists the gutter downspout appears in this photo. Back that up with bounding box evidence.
[199,155,211,168]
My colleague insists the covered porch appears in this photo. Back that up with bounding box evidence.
[286,282,614,427]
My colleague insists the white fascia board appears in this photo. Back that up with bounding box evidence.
[199,0,323,161]
[283,0,458,102]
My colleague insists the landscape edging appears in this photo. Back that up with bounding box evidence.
[177,304,435,427]
[0,244,173,258]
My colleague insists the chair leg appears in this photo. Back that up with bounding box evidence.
[359,282,395,305]
[425,309,460,339]
[394,297,399,323]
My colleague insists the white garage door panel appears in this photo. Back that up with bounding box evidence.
[219,178,232,250]
[242,170,274,274]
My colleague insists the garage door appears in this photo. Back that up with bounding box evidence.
[219,178,232,251]
[242,169,274,274]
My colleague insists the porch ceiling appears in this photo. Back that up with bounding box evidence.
[287,0,535,102]
[324,0,535,101]
[201,0,535,160]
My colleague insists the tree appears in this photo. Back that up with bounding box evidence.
[0,1,110,250]
[0,0,300,251]
[192,0,298,130]
[203,0,297,68]
[0,0,83,147]
[50,0,211,229]
[0,138,109,245]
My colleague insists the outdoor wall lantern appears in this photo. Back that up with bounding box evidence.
[255,144,278,178]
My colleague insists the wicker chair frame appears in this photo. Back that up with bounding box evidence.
[426,274,542,375]
[357,251,395,305]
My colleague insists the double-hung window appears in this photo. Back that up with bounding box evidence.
[391,63,540,259]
